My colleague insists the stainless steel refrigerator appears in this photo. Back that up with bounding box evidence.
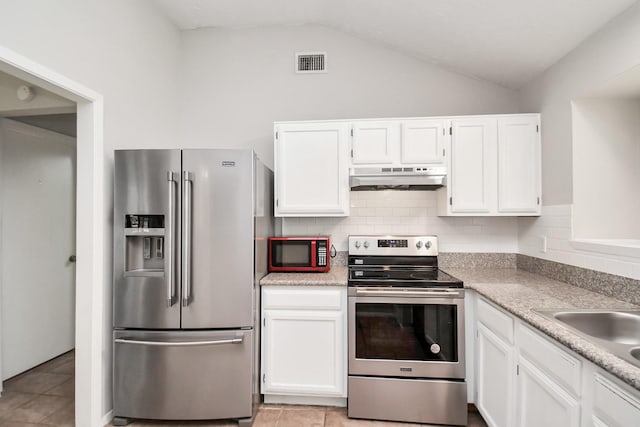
[112,149,273,426]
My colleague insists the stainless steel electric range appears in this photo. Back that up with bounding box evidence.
[347,235,467,426]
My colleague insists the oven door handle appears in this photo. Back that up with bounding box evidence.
[354,288,463,298]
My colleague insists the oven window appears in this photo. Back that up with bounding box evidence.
[355,303,458,362]
[271,241,311,267]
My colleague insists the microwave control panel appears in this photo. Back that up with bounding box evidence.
[318,241,327,266]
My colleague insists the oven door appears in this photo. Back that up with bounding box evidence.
[348,288,465,379]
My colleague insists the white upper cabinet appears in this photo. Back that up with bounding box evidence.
[350,119,447,166]
[351,121,397,164]
[400,119,447,164]
[274,114,540,217]
[438,114,541,216]
[448,117,496,214]
[274,122,350,217]
[497,115,541,214]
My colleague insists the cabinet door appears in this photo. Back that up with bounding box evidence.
[401,119,446,164]
[275,122,349,216]
[592,373,640,427]
[516,357,580,427]
[476,323,515,427]
[351,121,397,164]
[262,309,345,396]
[497,115,541,214]
[449,118,496,213]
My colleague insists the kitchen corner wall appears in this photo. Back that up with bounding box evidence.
[517,3,640,282]
[177,24,520,170]
[283,191,518,252]
[519,205,640,280]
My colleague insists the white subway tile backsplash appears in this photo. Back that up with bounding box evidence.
[518,204,640,280]
[392,207,413,217]
[374,207,394,216]
[282,191,519,251]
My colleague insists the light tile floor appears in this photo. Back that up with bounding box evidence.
[0,350,75,426]
[1,352,488,427]
[110,404,487,426]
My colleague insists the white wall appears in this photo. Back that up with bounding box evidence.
[0,119,76,380]
[177,25,521,170]
[572,98,640,239]
[286,191,518,252]
[0,0,181,419]
[517,3,640,279]
[519,205,640,279]
[178,24,521,254]
[519,2,640,206]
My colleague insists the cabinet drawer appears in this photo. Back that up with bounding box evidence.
[262,287,344,310]
[517,323,581,396]
[477,297,514,344]
[592,373,640,427]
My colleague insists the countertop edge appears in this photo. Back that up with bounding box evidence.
[259,266,348,287]
[462,279,640,392]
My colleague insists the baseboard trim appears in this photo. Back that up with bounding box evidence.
[263,394,346,407]
[102,410,113,426]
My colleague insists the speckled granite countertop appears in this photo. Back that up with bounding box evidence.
[260,266,348,286]
[446,268,640,391]
[260,266,640,390]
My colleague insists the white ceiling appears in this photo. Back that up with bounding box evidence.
[153,0,638,89]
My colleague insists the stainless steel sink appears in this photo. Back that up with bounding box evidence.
[534,309,640,368]
[551,311,640,345]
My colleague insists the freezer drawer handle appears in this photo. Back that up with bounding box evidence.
[167,171,177,307]
[114,337,243,347]
[182,171,193,307]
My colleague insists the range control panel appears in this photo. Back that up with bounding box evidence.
[349,235,438,256]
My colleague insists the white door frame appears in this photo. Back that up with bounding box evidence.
[0,45,104,426]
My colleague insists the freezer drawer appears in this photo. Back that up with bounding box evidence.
[113,329,253,421]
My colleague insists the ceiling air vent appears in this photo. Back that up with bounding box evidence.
[295,52,327,73]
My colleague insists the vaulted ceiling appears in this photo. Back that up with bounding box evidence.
[153,0,638,89]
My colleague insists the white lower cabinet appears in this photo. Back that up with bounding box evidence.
[261,286,347,404]
[591,373,640,427]
[476,323,515,427]
[516,357,580,427]
[472,294,640,427]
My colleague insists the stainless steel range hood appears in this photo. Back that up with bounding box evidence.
[349,166,447,191]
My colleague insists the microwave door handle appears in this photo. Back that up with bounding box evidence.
[311,240,317,268]
[182,171,193,307]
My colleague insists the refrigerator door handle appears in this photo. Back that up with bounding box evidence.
[166,171,177,307]
[182,171,193,307]
[115,337,244,347]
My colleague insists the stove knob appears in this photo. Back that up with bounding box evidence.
[416,241,423,249]
[363,241,370,249]
[425,241,432,249]
[354,241,361,249]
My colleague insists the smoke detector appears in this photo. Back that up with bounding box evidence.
[295,52,327,73]
[17,85,36,102]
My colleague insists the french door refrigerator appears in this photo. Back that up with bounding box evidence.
[112,149,273,425]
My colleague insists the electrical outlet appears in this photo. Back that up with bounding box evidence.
[540,236,547,253]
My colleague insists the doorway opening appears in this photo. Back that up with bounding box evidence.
[0,111,76,424]
[0,44,104,427]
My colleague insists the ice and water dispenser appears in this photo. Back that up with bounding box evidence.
[124,214,165,276]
